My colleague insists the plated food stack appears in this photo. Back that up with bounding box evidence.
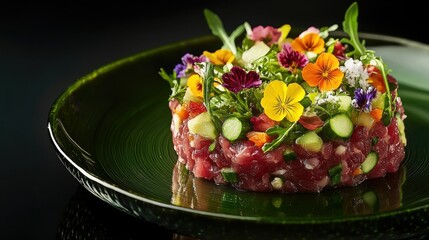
[160,2,407,193]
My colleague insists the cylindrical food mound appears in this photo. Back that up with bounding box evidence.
[161,3,407,193]
[169,99,406,193]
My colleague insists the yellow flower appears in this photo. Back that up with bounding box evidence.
[187,74,203,98]
[261,80,305,122]
[203,49,235,65]
[277,24,291,45]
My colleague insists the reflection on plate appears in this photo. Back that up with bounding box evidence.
[48,32,429,239]
[57,186,195,239]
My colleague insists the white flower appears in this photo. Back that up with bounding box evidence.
[314,91,339,105]
[340,58,369,89]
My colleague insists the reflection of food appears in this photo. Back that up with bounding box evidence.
[172,161,406,217]
[163,3,407,193]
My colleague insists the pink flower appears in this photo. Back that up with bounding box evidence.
[299,26,320,38]
[249,26,281,46]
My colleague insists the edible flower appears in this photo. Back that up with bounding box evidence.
[352,86,377,112]
[221,66,262,93]
[340,58,369,89]
[298,26,320,38]
[367,65,387,93]
[277,43,309,73]
[291,32,325,54]
[187,74,204,98]
[301,52,344,91]
[203,49,235,65]
[261,80,305,122]
[277,24,291,44]
[249,25,281,46]
[174,53,208,78]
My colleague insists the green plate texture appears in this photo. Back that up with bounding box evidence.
[48,32,429,240]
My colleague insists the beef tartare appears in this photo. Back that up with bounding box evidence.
[160,2,407,193]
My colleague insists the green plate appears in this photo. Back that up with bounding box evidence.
[48,32,429,239]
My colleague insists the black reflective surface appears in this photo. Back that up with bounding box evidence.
[2,1,428,239]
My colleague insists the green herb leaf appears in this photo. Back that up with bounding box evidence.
[263,122,297,152]
[203,62,222,131]
[374,58,393,125]
[159,68,185,101]
[204,9,244,55]
[342,2,365,57]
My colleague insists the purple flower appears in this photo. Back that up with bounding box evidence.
[277,43,309,73]
[352,86,377,112]
[173,64,186,78]
[222,66,262,93]
[174,53,208,78]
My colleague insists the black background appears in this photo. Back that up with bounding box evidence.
[1,1,427,239]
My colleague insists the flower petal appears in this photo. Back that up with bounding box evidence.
[187,74,204,98]
[285,83,305,104]
[278,24,291,44]
[261,80,287,121]
[285,102,304,122]
[317,52,340,69]
[301,63,322,87]
[318,69,344,91]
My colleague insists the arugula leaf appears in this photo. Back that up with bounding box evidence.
[342,2,365,57]
[262,122,297,152]
[204,9,245,55]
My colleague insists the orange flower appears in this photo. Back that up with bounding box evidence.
[367,65,387,93]
[291,33,325,54]
[203,49,235,65]
[301,53,344,91]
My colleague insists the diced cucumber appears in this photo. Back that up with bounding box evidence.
[371,137,379,145]
[221,116,250,141]
[295,131,323,152]
[322,113,353,139]
[337,95,352,113]
[396,115,407,146]
[183,87,203,103]
[271,177,283,190]
[188,112,217,139]
[221,168,238,183]
[283,147,296,162]
[361,151,378,173]
[328,163,342,177]
[328,163,342,185]
[352,111,375,129]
